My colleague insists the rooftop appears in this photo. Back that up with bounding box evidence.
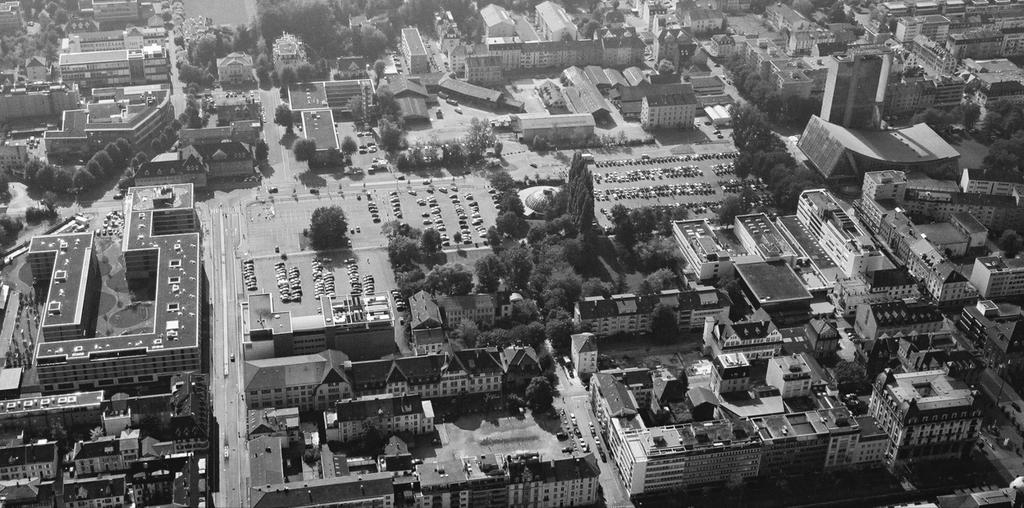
[883,369,974,411]
[734,261,813,304]
[734,213,797,260]
[301,110,338,150]
[403,27,427,56]
[805,115,959,164]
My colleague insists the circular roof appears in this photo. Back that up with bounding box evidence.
[517,185,559,217]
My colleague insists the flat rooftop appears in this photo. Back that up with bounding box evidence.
[301,109,338,150]
[245,293,393,340]
[403,28,427,56]
[0,391,104,418]
[34,184,200,361]
[30,232,95,328]
[735,261,813,304]
[288,82,328,111]
[886,370,974,411]
[59,49,129,66]
[735,213,797,260]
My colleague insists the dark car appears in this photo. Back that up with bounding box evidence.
[310,188,320,195]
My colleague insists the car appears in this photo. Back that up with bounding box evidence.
[454,107,462,114]
[224,447,230,458]
[310,188,319,195]
[268,187,279,193]
[230,354,236,362]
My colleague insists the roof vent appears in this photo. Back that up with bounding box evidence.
[54,270,67,282]
[47,301,61,314]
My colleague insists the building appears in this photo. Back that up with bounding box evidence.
[0,391,105,433]
[30,185,201,393]
[610,419,761,497]
[672,218,748,281]
[192,141,253,179]
[480,4,516,38]
[797,189,885,278]
[416,455,509,507]
[703,313,784,360]
[831,268,921,317]
[732,262,814,324]
[242,292,395,361]
[683,7,725,34]
[960,167,1024,197]
[216,52,253,84]
[766,355,814,398]
[798,116,960,182]
[0,440,58,481]
[855,300,945,342]
[402,28,430,74]
[287,79,375,121]
[24,56,49,82]
[133,149,208,188]
[502,346,543,392]
[324,393,434,443]
[435,293,501,328]
[70,432,139,476]
[243,351,352,411]
[63,475,128,508]
[654,26,696,70]
[805,318,841,359]
[574,288,730,338]
[883,75,965,118]
[571,333,598,378]
[895,15,951,43]
[956,299,1024,368]
[911,34,957,76]
[971,257,1024,299]
[179,121,261,146]
[535,1,577,41]
[0,2,22,33]
[505,453,600,507]
[44,85,173,160]
[868,369,981,470]
[640,90,698,129]
[710,352,751,395]
[91,0,140,26]
[946,28,1003,59]
[511,113,596,144]
[820,48,890,129]
[62,26,166,53]
[250,471,394,508]
[751,408,863,476]
[0,141,30,175]
[733,213,798,265]
[271,33,306,73]
[58,46,170,91]
[0,82,81,123]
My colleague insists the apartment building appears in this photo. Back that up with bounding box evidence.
[505,453,600,507]
[417,454,510,507]
[960,167,1024,196]
[535,1,577,41]
[654,26,696,70]
[751,408,863,476]
[63,475,128,508]
[570,333,598,378]
[70,431,139,476]
[797,189,885,278]
[574,288,730,337]
[0,82,80,123]
[946,28,1003,59]
[0,440,58,481]
[883,75,965,118]
[31,185,201,393]
[831,268,921,317]
[243,352,353,411]
[0,391,105,433]
[402,28,430,74]
[971,257,1024,298]
[911,35,958,76]
[640,91,697,129]
[710,352,751,395]
[58,46,170,91]
[435,293,505,328]
[855,300,945,341]
[324,393,434,443]
[481,4,515,38]
[956,299,1024,368]
[868,369,981,470]
[766,355,814,398]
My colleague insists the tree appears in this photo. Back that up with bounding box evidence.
[293,139,318,162]
[833,360,867,387]
[423,264,474,295]
[962,103,982,130]
[341,135,358,155]
[93,150,114,174]
[525,376,554,412]
[382,220,420,240]
[463,118,495,160]
[1000,230,1024,258]
[72,169,95,192]
[274,104,294,131]
[793,0,815,16]
[308,206,348,250]
[638,268,676,294]
[255,140,269,163]
[545,314,575,351]
[475,254,505,292]
[373,59,387,78]
[296,63,318,82]
[279,66,297,87]
[501,246,534,290]
[717,195,748,225]
[496,211,529,238]
[493,141,503,157]
[651,303,678,342]
[421,228,442,254]
[656,58,676,75]
[379,119,406,152]
[566,152,595,235]
[388,236,420,270]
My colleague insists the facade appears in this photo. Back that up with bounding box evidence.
[63,475,128,508]
[970,257,1024,299]
[854,301,945,341]
[325,393,434,443]
[883,75,965,118]
[481,4,516,38]
[435,293,501,328]
[44,86,173,160]
[766,355,814,398]
[895,15,951,43]
[402,28,430,74]
[58,46,170,91]
[535,1,577,41]
[574,288,729,338]
[832,268,921,317]
[654,26,696,70]
[640,91,697,129]
[571,333,598,378]
[752,408,863,476]
[797,189,885,278]
[710,352,751,395]
[25,56,49,82]
[134,150,208,188]
[868,369,981,470]
[216,52,253,84]
[703,315,784,360]
[243,352,352,411]
[91,0,140,26]
[250,471,394,508]
[512,113,595,143]
[820,49,890,129]
[0,440,58,481]
[960,167,1024,197]
[505,453,600,507]
[956,299,1024,368]
[70,432,139,476]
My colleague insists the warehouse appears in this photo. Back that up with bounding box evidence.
[511,113,595,143]
[704,104,732,127]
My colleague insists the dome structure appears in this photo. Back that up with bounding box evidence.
[1011,476,1024,491]
[517,185,559,217]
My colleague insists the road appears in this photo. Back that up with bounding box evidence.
[553,365,633,508]
[203,200,250,508]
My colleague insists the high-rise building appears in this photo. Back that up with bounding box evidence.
[820,48,890,129]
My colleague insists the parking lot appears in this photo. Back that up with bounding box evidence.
[436,411,566,463]
[591,150,742,225]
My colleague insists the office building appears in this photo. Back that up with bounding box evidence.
[511,113,596,143]
[673,219,745,281]
[895,15,951,43]
[820,49,891,129]
[287,79,375,120]
[535,1,577,41]
[324,393,434,443]
[868,369,981,470]
[30,184,201,393]
[960,167,1024,197]
[62,26,166,53]
[796,189,885,278]
[971,257,1024,299]
[751,408,863,476]
[733,213,799,265]
[90,0,139,26]
[402,27,430,74]
[58,45,170,91]
[44,85,172,159]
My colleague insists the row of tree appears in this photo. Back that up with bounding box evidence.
[21,137,141,195]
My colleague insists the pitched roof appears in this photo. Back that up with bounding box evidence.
[0,441,57,468]
[592,372,637,417]
[217,52,253,67]
[653,376,687,404]
[409,291,443,329]
[686,386,720,407]
[243,351,349,392]
[451,347,503,375]
[26,56,47,68]
[387,74,429,98]
[250,472,394,508]
[194,140,252,162]
[502,346,541,373]
[571,333,597,355]
[334,393,425,422]
[867,301,944,327]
